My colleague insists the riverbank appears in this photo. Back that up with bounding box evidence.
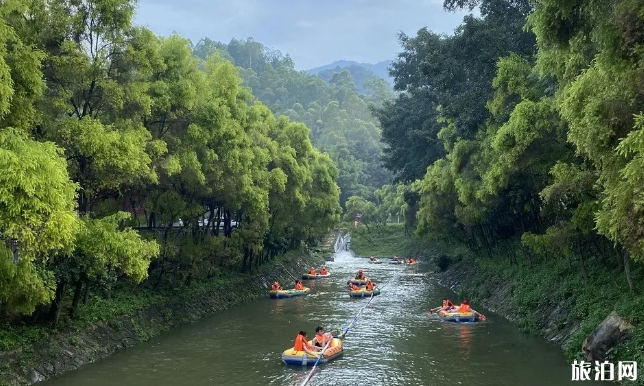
[0,247,329,386]
[349,224,644,383]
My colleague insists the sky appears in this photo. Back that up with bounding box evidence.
[133,0,471,70]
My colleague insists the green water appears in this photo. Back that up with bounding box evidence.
[41,251,605,386]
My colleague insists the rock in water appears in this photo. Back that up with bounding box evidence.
[582,311,634,361]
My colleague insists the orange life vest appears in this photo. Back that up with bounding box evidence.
[314,333,327,345]
[294,334,309,351]
[356,273,365,280]
[272,283,281,290]
[320,269,328,275]
[295,283,304,290]
[351,284,360,291]
[458,304,471,313]
[309,268,316,275]
[317,332,333,346]
[366,283,375,291]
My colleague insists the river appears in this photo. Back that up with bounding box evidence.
[41,250,605,386]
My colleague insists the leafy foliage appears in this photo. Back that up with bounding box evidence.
[192,38,393,205]
[375,0,644,362]
[0,0,341,325]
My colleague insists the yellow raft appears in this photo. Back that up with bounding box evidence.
[437,309,477,322]
[301,273,331,280]
[349,288,381,298]
[269,287,310,299]
[281,338,343,366]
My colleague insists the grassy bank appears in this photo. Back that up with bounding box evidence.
[0,247,326,354]
[350,224,644,380]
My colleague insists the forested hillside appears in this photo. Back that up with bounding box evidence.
[0,0,341,326]
[308,60,394,87]
[193,38,394,204]
[368,0,644,364]
[315,64,385,96]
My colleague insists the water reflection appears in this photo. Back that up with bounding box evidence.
[458,325,473,360]
[271,297,284,314]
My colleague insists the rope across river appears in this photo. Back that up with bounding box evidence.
[298,266,402,386]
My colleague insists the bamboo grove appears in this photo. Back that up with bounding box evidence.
[372,0,644,291]
[0,0,342,321]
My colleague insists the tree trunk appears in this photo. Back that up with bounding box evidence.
[242,246,249,272]
[224,210,232,237]
[48,281,66,323]
[615,246,623,269]
[207,206,215,235]
[623,250,634,293]
[70,279,84,319]
[148,212,156,228]
[214,207,221,237]
[82,282,90,305]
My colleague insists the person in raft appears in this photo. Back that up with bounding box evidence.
[409,257,416,263]
[349,283,361,291]
[271,281,282,291]
[355,269,366,280]
[309,266,316,275]
[320,266,328,275]
[312,326,335,348]
[392,256,399,261]
[294,280,305,290]
[442,298,455,311]
[294,331,321,354]
[457,299,471,313]
[365,279,375,291]
[369,255,376,261]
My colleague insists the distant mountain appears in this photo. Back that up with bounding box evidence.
[308,60,394,89]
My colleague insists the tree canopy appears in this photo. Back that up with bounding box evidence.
[0,0,341,321]
[371,0,644,296]
[192,37,394,205]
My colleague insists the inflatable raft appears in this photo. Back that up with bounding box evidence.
[389,259,403,265]
[368,259,382,264]
[347,278,367,285]
[281,338,343,366]
[437,309,477,322]
[269,287,310,299]
[302,273,331,280]
[349,288,381,298]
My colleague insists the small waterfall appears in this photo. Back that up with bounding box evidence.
[334,233,351,252]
